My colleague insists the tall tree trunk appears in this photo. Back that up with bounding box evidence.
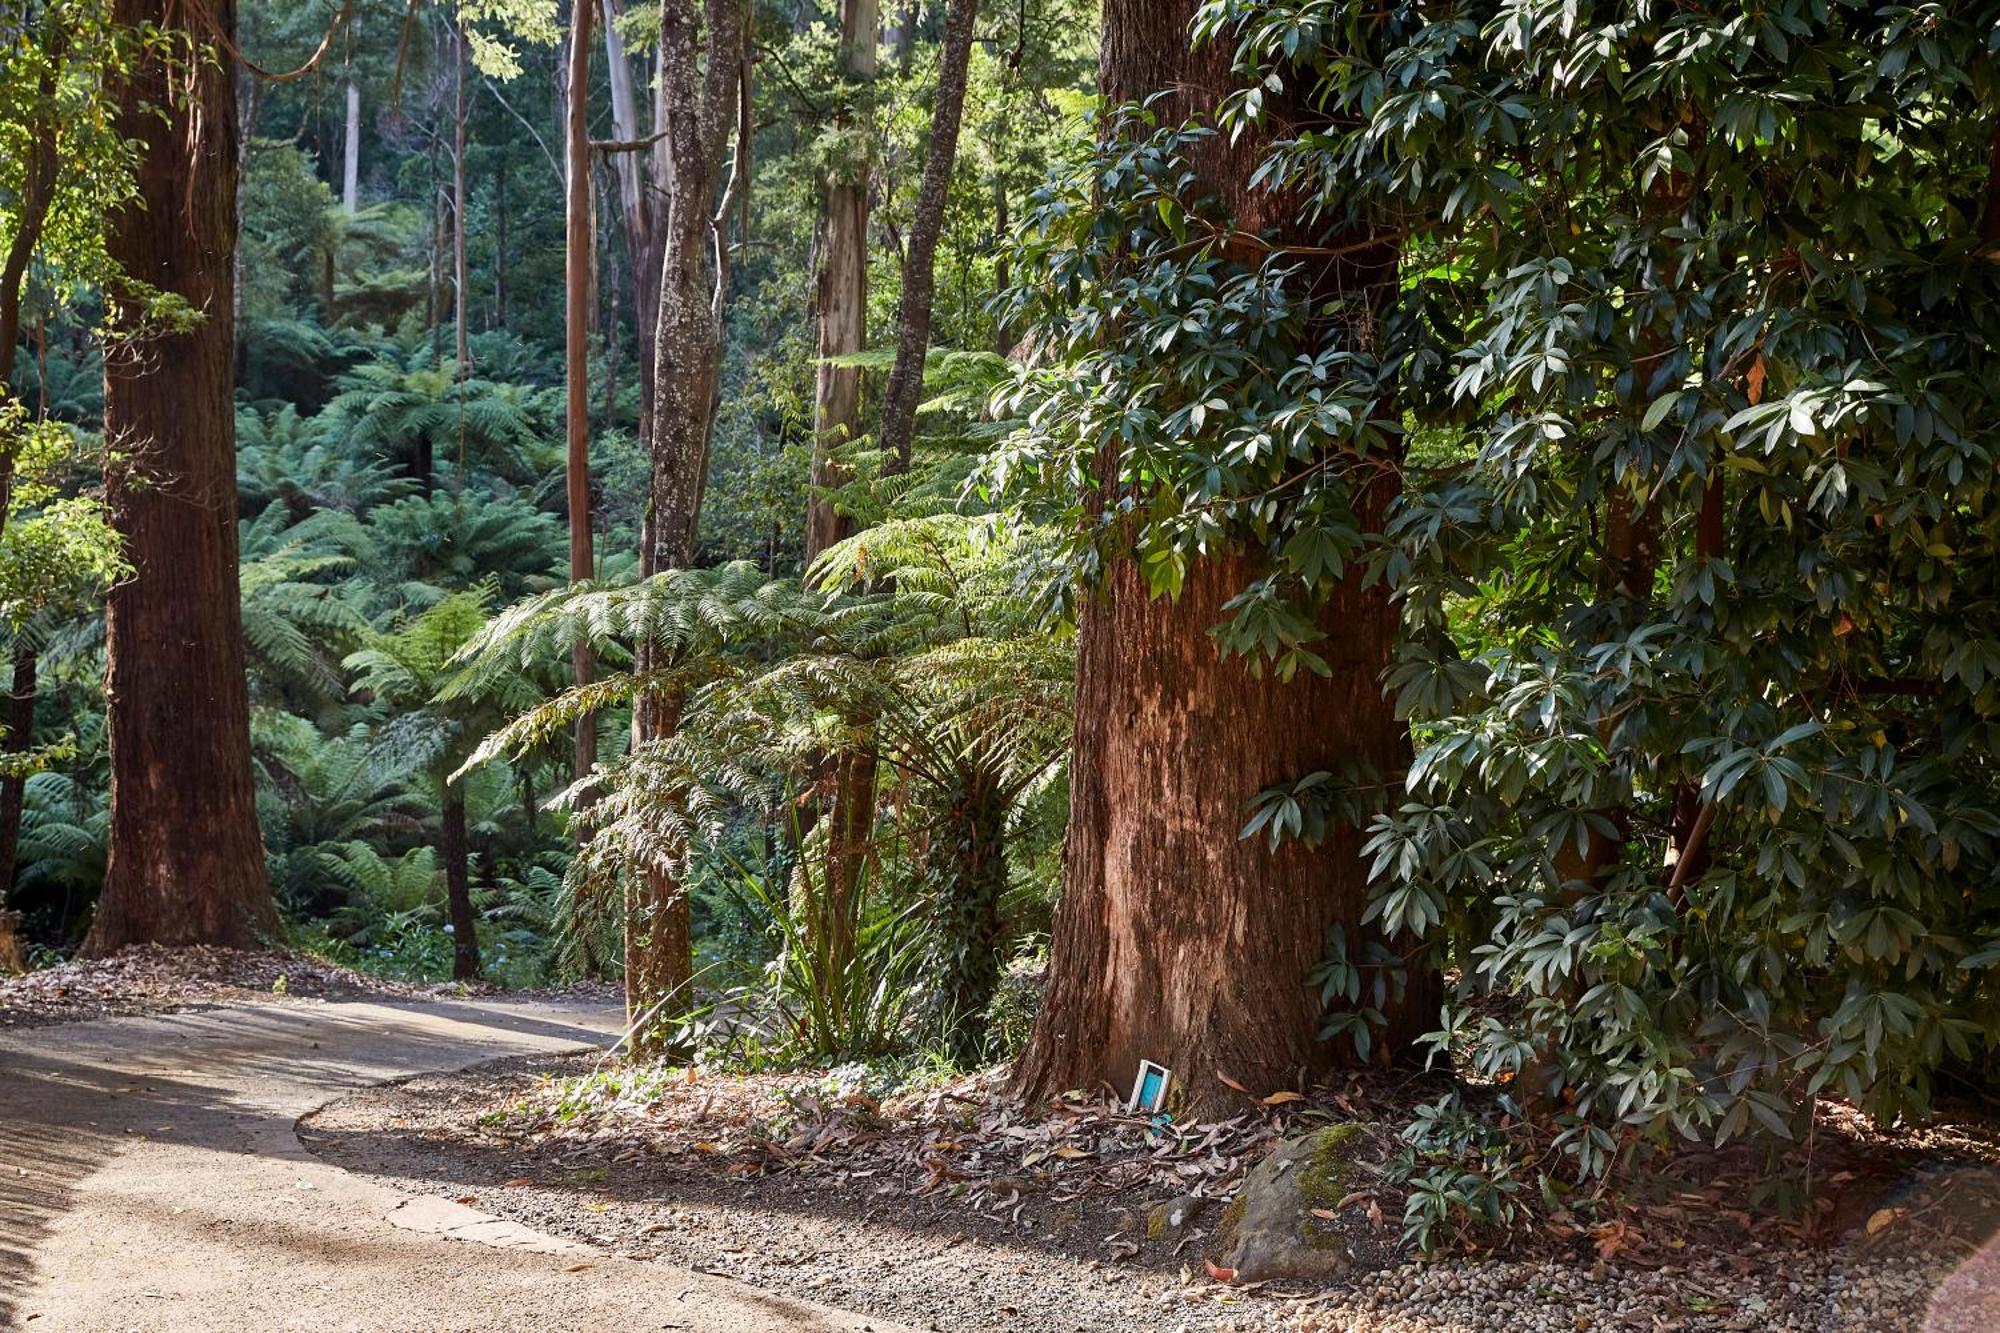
[805,0,877,558]
[84,0,279,957]
[441,783,481,979]
[877,0,978,471]
[1012,0,1431,1114]
[0,24,63,451]
[342,80,362,214]
[992,174,1009,354]
[427,56,446,380]
[566,0,600,787]
[602,0,667,456]
[495,151,509,328]
[453,25,472,375]
[0,649,36,971]
[625,0,751,1044]
[0,649,37,883]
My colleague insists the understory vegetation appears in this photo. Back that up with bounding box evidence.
[2,0,1998,1264]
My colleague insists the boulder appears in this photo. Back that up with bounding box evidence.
[1208,1124,1366,1283]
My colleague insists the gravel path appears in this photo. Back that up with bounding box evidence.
[304,1052,2000,1333]
[0,996,915,1332]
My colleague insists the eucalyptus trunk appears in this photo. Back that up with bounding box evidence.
[342,80,361,214]
[804,0,877,556]
[601,0,667,454]
[566,0,600,787]
[877,0,979,471]
[452,25,471,375]
[85,0,280,956]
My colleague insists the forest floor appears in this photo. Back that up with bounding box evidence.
[0,990,909,1331]
[0,944,428,1027]
[305,1051,2000,1333]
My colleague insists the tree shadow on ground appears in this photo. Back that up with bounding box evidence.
[0,996,616,1325]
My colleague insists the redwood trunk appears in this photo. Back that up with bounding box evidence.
[85,0,279,956]
[1012,0,1430,1112]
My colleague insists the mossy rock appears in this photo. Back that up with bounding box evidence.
[1207,1124,1369,1283]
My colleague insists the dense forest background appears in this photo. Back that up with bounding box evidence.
[7,0,2000,1253]
[3,0,1089,1007]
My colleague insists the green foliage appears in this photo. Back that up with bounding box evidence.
[704,846,930,1063]
[997,0,2000,1203]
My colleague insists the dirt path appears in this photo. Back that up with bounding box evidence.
[0,996,916,1332]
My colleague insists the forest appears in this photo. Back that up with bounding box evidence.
[1,0,1999,1329]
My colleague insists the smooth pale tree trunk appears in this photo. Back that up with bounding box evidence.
[626,0,751,1045]
[565,0,599,786]
[1012,0,1433,1114]
[495,152,509,327]
[441,785,481,979]
[877,0,979,471]
[453,26,471,376]
[342,80,361,214]
[85,0,280,956]
[602,0,667,456]
[805,0,878,557]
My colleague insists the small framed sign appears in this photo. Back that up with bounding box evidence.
[1128,1060,1172,1114]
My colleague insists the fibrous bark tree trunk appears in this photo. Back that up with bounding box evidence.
[565,0,600,788]
[85,0,280,956]
[877,0,979,471]
[1012,0,1432,1114]
[805,0,877,557]
[625,0,751,1043]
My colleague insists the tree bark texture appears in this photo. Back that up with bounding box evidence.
[804,0,878,559]
[566,0,600,787]
[601,0,667,455]
[441,786,481,979]
[877,0,979,472]
[85,0,280,956]
[0,22,64,520]
[453,25,471,376]
[627,0,751,1036]
[1012,0,1431,1113]
[0,648,37,969]
[342,79,362,214]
